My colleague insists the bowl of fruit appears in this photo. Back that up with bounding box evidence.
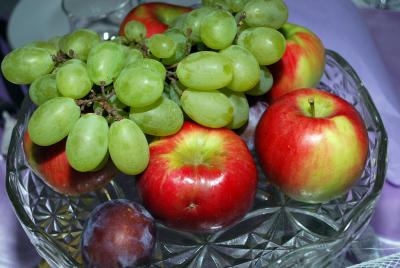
[3,0,387,267]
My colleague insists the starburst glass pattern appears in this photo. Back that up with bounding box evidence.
[6,50,387,268]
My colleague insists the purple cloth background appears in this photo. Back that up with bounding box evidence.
[0,0,400,266]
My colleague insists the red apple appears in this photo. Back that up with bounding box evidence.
[137,121,257,233]
[255,88,369,203]
[268,23,325,102]
[119,3,192,38]
[23,132,119,195]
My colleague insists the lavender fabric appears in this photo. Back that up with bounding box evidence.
[0,0,400,266]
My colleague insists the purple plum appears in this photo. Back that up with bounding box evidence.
[81,199,156,267]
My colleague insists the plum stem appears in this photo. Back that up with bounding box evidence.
[308,98,315,118]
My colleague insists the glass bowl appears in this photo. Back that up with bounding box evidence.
[6,50,388,268]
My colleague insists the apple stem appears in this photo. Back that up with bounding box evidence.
[308,98,315,118]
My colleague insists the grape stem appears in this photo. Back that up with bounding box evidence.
[166,63,178,70]
[185,29,192,56]
[106,90,115,100]
[167,71,177,79]
[75,96,105,106]
[123,38,150,58]
[171,79,183,96]
[68,49,75,58]
[75,88,124,122]
[236,11,246,27]
[100,81,106,97]
[52,51,70,64]
[100,100,124,121]
[134,41,150,58]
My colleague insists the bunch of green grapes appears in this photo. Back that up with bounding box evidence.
[171,0,287,128]
[1,0,288,175]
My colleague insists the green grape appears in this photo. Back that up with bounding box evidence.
[122,46,143,66]
[220,88,249,129]
[129,58,167,81]
[237,27,286,65]
[48,36,62,48]
[220,45,260,92]
[226,0,247,12]
[129,96,184,136]
[201,0,230,10]
[111,36,128,45]
[62,58,85,66]
[124,21,147,42]
[59,29,101,60]
[25,41,58,56]
[243,0,288,29]
[176,51,233,91]
[246,66,274,96]
[200,10,237,50]
[162,29,188,65]
[148,34,176,59]
[108,119,149,175]
[157,7,190,25]
[108,95,127,110]
[169,13,188,31]
[28,97,80,146]
[203,0,245,12]
[114,65,164,107]
[87,41,125,85]
[66,113,109,172]
[182,7,215,43]
[50,58,79,75]
[1,47,54,84]
[181,89,233,128]
[56,60,92,99]
[29,74,60,106]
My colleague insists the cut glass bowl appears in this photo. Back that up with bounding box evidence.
[6,50,388,267]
